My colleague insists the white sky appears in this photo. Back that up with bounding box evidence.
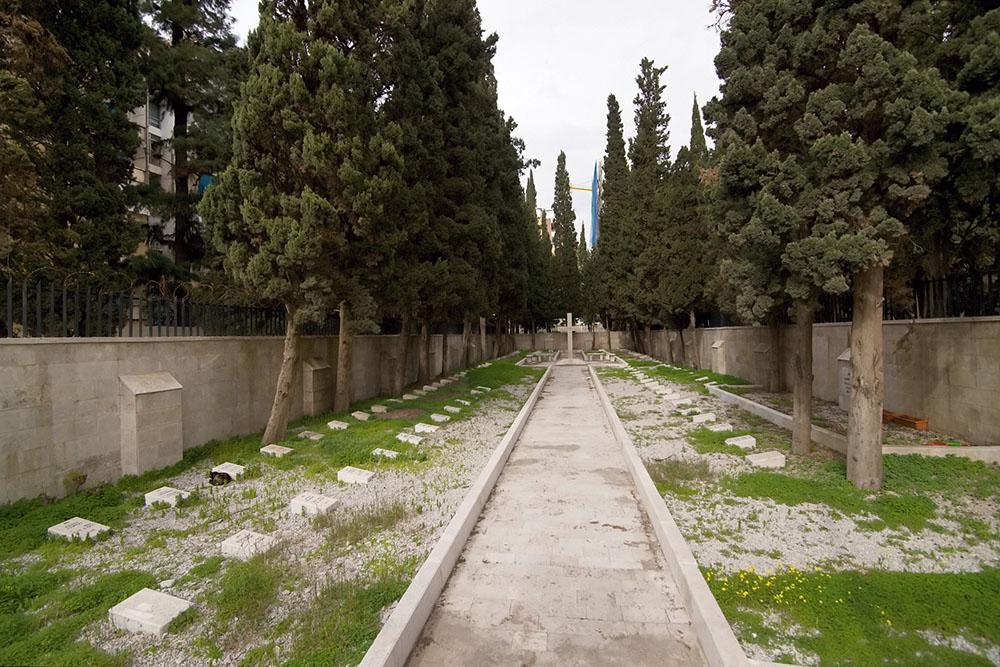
[228,0,723,244]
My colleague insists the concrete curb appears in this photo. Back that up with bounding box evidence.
[589,366,750,667]
[709,385,1000,463]
[359,366,553,667]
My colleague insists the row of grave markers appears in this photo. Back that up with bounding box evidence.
[50,363,503,638]
[626,358,785,470]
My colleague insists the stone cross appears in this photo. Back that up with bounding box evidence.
[555,312,588,357]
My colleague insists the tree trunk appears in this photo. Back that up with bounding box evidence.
[261,313,300,444]
[440,325,448,376]
[666,330,675,364]
[479,316,487,362]
[847,264,885,490]
[172,103,194,265]
[766,314,782,392]
[606,327,612,351]
[491,316,499,359]
[393,313,410,396]
[677,327,688,365]
[689,310,701,369]
[791,301,814,455]
[418,321,430,383]
[644,324,653,359]
[631,322,644,354]
[334,301,353,413]
[531,321,537,350]
[461,319,471,368]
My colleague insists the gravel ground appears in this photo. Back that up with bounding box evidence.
[17,377,537,667]
[598,360,1000,666]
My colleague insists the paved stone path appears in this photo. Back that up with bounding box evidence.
[407,363,708,666]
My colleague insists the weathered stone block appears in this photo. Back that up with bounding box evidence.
[706,422,734,432]
[289,492,339,516]
[747,451,785,468]
[144,486,190,507]
[260,444,292,458]
[48,517,110,541]
[298,430,323,440]
[402,394,418,400]
[371,448,400,460]
[337,466,375,484]
[119,372,183,477]
[109,588,192,637]
[302,358,332,416]
[396,432,424,445]
[327,421,349,430]
[221,529,277,559]
[430,413,450,423]
[370,405,388,414]
[211,462,245,480]
[444,405,461,413]
[351,411,370,421]
[725,435,756,450]
[692,412,716,424]
[415,423,439,434]
[456,399,471,406]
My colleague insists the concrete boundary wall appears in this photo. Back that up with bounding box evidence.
[589,365,750,667]
[631,318,1000,446]
[359,367,552,667]
[0,333,497,503]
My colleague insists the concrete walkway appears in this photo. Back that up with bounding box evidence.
[407,364,708,666]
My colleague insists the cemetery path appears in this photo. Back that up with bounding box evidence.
[406,364,708,666]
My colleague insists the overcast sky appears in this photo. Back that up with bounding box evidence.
[228,1,723,243]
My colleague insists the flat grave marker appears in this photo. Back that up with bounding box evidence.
[430,413,451,423]
[476,386,491,392]
[109,588,192,637]
[370,405,388,414]
[413,389,427,396]
[144,487,190,507]
[211,462,246,481]
[327,420,349,430]
[470,389,482,395]
[692,412,717,424]
[260,444,293,458]
[456,399,471,406]
[696,376,710,382]
[706,422,734,432]
[371,448,400,460]
[444,405,461,413]
[747,451,786,468]
[351,411,370,421]
[402,394,418,400]
[338,466,375,485]
[726,435,757,450]
[298,430,324,440]
[397,432,425,445]
[679,408,700,416]
[48,517,110,541]
[415,422,439,433]
[423,385,436,392]
[290,492,339,516]
[221,529,277,560]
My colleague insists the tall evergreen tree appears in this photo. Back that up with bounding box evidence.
[594,94,632,328]
[142,0,238,265]
[551,151,581,317]
[201,0,402,441]
[13,0,146,278]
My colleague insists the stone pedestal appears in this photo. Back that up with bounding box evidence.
[119,372,183,477]
[837,348,851,411]
[302,358,332,416]
[712,340,726,375]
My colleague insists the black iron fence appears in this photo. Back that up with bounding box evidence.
[2,278,339,338]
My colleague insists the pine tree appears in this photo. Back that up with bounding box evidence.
[201,0,402,442]
[142,0,238,266]
[551,151,581,317]
[15,0,146,278]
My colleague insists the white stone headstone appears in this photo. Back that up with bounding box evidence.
[396,432,425,445]
[221,529,277,559]
[338,466,375,485]
[260,444,293,458]
[299,430,324,440]
[289,492,339,516]
[48,517,110,541]
[476,386,491,392]
[680,408,700,416]
[430,413,450,423]
[327,420,349,430]
[415,422,439,433]
[692,412,717,424]
[370,404,388,414]
[144,487,190,507]
[371,448,400,460]
[109,588,192,637]
[725,435,757,450]
[211,462,245,479]
[747,451,786,468]
[351,411,370,421]
[706,422,734,432]
[837,348,852,411]
[456,399,471,406]
[402,394,418,400]
[444,405,461,413]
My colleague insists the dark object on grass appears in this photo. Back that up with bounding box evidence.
[209,471,232,486]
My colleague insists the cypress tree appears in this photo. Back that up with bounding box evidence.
[595,94,631,328]
[551,151,581,317]
[142,0,239,266]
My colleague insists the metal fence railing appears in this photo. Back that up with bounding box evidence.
[2,278,339,338]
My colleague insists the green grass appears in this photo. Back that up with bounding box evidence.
[285,575,411,667]
[647,459,713,497]
[213,553,286,635]
[315,501,408,547]
[687,426,750,456]
[0,568,155,666]
[706,566,1000,666]
[624,358,749,395]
